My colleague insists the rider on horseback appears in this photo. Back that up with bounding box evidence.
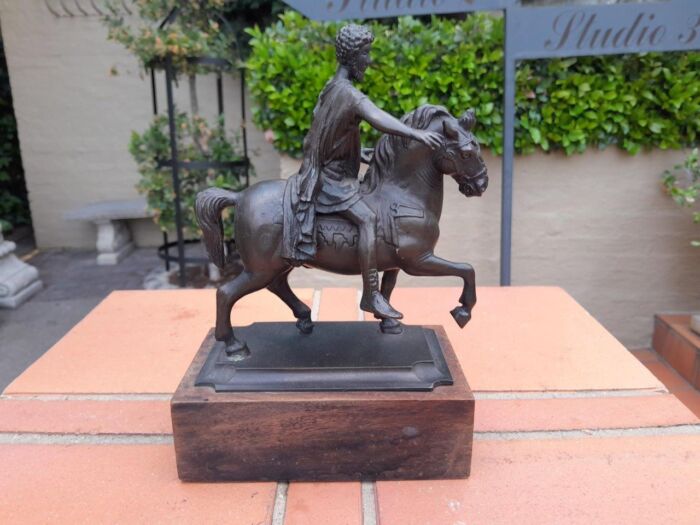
[282,24,442,320]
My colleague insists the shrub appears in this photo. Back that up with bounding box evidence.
[246,11,700,157]
[662,148,700,247]
[104,0,235,73]
[104,1,255,239]
[129,114,248,236]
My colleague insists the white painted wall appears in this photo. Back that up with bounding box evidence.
[1,1,698,347]
[0,0,279,248]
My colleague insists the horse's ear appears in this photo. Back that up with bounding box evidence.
[459,109,476,130]
[443,118,459,140]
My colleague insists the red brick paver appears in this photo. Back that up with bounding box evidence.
[0,445,275,524]
[285,483,362,525]
[0,399,171,435]
[4,289,313,395]
[279,289,365,525]
[1,287,698,524]
[475,395,697,432]
[376,436,700,525]
[364,287,664,392]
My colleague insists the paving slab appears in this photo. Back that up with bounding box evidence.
[2,287,698,525]
[285,482,362,525]
[281,288,365,525]
[0,444,275,525]
[474,395,698,432]
[365,287,664,392]
[376,435,700,525]
[317,287,359,321]
[0,248,161,391]
[4,288,313,395]
[0,297,103,391]
[0,399,171,435]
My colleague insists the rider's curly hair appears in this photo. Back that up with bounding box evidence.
[335,24,374,67]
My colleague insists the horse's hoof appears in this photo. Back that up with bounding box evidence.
[380,318,403,335]
[450,306,471,328]
[224,339,250,361]
[296,316,314,334]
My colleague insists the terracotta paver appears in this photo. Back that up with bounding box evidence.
[376,435,700,525]
[285,482,362,525]
[643,361,693,393]
[287,291,363,525]
[628,348,658,364]
[0,444,275,525]
[674,389,700,418]
[0,399,171,435]
[658,314,700,348]
[639,356,700,418]
[366,287,664,392]
[4,288,312,395]
[653,315,700,388]
[2,287,698,523]
[317,287,359,321]
[475,395,698,433]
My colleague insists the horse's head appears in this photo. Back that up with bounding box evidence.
[436,109,488,197]
[365,105,488,198]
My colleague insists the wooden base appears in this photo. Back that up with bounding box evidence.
[171,325,474,481]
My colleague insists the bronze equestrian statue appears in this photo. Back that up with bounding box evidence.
[196,24,488,356]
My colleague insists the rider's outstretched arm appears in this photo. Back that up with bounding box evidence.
[357,97,442,150]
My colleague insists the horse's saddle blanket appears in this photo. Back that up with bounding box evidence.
[277,196,424,252]
[316,202,424,251]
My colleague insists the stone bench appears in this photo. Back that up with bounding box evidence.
[65,198,153,265]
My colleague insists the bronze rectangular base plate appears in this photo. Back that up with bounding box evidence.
[195,322,453,391]
[171,324,474,481]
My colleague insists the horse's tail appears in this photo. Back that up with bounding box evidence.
[195,187,240,269]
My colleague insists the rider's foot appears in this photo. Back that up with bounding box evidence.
[360,291,403,320]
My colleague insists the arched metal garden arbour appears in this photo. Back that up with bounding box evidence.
[148,6,250,287]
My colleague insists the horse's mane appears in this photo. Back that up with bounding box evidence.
[362,104,451,194]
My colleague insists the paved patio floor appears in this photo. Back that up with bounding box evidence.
[0,248,161,391]
[0,244,457,392]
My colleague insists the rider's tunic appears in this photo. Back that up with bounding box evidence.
[282,78,368,262]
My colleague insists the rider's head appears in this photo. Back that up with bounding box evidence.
[336,24,374,82]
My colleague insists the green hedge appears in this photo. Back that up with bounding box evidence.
[245,12,700,157]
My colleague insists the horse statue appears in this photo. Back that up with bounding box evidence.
[196,104,488,356]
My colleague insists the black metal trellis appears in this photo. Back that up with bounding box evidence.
[44,0,132,18]
[148,9,250,287]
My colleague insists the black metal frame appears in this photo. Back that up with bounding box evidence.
[148,10,250,287]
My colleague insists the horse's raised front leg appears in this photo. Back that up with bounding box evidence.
[215,269,278,358]
[267,270,314,334]
[401,253,476,328]
[375,269,403,334]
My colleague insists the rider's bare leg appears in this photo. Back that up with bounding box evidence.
[340,200,402,320]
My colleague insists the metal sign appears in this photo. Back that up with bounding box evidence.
[282,0,510,21]
[282,0,700,285]
[510,0,700,59]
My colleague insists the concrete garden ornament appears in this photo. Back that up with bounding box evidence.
[196,24,488,358]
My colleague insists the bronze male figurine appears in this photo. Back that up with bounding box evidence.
[196,24,488,357]
[282,24,442,320]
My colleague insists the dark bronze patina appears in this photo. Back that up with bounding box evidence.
[195,322,452,392]
[196,24,488,359]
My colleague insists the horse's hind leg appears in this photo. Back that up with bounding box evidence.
[375,269,403,334]
[267,270,314,334]
[215,269,278,358]
[401,253,475,328]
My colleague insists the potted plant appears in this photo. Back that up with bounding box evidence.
[662,147,700,334]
